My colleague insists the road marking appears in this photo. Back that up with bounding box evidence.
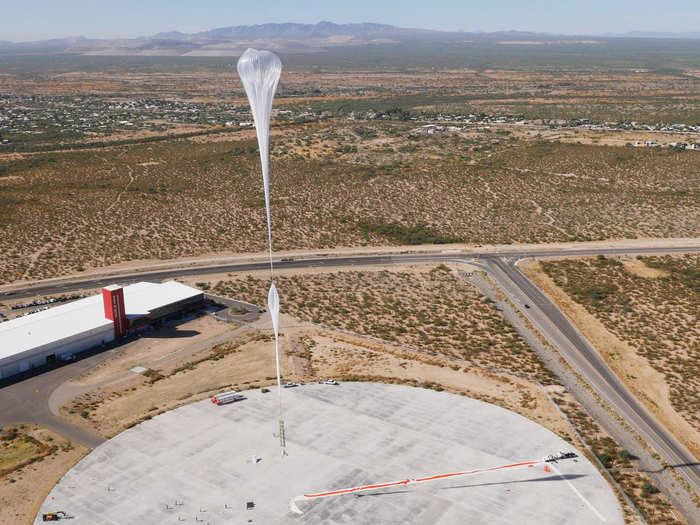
[550,463,606,522]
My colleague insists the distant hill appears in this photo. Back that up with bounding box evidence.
[155,21,451,41]
[0,22,697,57]
[605,31,700,39]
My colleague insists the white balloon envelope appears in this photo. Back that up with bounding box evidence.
[237,48,282,258]
[237,48,287,455]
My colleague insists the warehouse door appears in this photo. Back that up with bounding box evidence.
[1,362,20,378]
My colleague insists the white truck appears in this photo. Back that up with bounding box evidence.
[211,391,245,405]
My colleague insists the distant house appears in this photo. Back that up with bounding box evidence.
[415,124,438,135]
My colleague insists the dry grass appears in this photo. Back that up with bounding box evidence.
[0,425,87,525]
[0,119,700,282]
[212,265,557,384]
[1,124,696,284]
[522,255,699,455]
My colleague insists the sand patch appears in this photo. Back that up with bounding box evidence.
[61,331,281,439]
[621,257,670,278]
[0,175,25,185]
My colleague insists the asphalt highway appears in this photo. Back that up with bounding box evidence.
[3,245,698,300]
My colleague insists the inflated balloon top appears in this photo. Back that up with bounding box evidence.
[237,48,282,228]
[236,48,282,109]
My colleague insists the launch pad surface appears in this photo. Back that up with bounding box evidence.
[36,382,623,524]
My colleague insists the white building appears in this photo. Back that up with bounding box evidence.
[0,281,203,380]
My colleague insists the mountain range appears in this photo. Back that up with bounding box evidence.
[0,21,697,56]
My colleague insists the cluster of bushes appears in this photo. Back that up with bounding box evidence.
[352,126,379,139]
[358,220,464,245]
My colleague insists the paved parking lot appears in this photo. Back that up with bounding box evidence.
[36,382,623,524]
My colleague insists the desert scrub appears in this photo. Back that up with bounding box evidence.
[214,266,554,383]
[541,254,699,431]
[0,132,697,284]
[0,425,54,477]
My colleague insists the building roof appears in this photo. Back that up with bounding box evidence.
[122,281,202,318]
[0,281,202,361]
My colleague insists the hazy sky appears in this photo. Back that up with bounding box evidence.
[2,0,699,42]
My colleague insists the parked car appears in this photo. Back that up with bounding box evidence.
[283,382,299,388]
[324,379,339,385]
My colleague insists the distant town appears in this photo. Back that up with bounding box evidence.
[2,93,699,150]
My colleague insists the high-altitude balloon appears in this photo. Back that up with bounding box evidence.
[237,48,287,455]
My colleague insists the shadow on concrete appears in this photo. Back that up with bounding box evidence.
[346,473,588,499]
[140,329,201,339]
[440,473,586,491]
[355,490,412,498]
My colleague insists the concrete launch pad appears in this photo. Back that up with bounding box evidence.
[36,382,623,524]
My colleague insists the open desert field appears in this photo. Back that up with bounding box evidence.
[212,265,556,383]
[520,254,699,458]
[0,128,696,284]
[1,43,698,285]
[58,265,562,437]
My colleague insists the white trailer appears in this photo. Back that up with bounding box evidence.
[211,391,245,405]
